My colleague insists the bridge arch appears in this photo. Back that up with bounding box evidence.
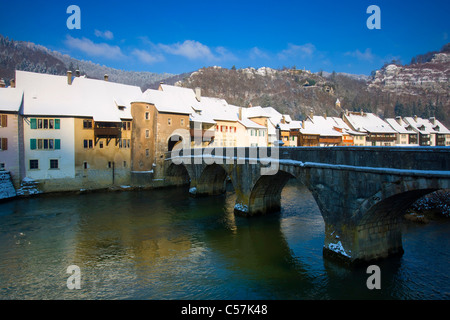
[194,163,231,197]
[247,170,296,215]
[165,162,190,186]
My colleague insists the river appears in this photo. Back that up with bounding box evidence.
[0,180,448,300]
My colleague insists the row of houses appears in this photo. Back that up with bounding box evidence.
[0,70,271,192]
[1,70,449,193]
[273,109,450,148]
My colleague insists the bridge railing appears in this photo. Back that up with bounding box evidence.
[169,146,450,172]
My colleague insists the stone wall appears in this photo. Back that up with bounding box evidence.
[0,171,16,200]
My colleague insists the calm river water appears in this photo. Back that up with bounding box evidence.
[0,180,448,300]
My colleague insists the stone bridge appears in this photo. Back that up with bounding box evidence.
[164,146,450,264]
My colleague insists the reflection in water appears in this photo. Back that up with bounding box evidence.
[0,179,448,299]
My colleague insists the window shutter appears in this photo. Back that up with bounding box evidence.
[30,139,37,150]
[55,119,60,129]
[2,138,7,150]
[1,115,7,127]
[30,118,37,129]
[55,139,61,150]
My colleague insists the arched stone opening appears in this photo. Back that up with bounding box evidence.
[352,188,439,262]
[168,135,184,152]
[165,163,190,186]
[194,164,230,197]
[248,170,296,216]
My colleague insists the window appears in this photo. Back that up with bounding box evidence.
[50,159,59,169]
[119,139,130,148]
[83,139,93,149]
[99,141,104,148]
[83,120,93,129]
[123,161,127,168]
[145,129,150,138]
[0,138,7,150]
[145,112,150,120]
[83,161,88,169]
[0,114,7,127]
[122,121,131,130]
[181,119,184,126]
[145,149,150,157]
[30,139,60,150]
[0,163,5,170]
[29,159,39,170]
[168,118,172,126]
[30,118,60,130]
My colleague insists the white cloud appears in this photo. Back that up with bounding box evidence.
[65,35,125,60]
[278,43,316,59]
[345,48,375,62]
[94,30,114,40]
[215,46,237,61]
[159,40,216,60]
[131,49,164,64]
[249,47,269,60]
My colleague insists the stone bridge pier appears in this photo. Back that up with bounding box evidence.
[165,147,450,265]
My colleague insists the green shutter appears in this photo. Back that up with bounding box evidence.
[55,119,60,129]
[55,139,61,150]
[30,118,37,129]
[30,139,37,150]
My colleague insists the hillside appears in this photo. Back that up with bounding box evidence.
[176,45,450,126]
[0,34,173,89]
[1,34,448,126]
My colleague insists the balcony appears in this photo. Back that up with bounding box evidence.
[366,135,396,142]
[94,122,121,137]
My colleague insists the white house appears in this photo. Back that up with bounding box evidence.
[0,87,24,187]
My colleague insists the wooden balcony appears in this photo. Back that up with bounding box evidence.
[94,126,121,137]
[366,135,396,142]
[319,137,342,144]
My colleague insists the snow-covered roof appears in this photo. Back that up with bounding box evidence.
[238,117,267,129]
[332,117,365,136]
[15,70,141,121]
[200,97,238,122]
[385,118,411,134]
[0,87,23,112]
[404,116,450,134]
[137,89,193,115]
[300,115,342,137]
[343,112,396,134]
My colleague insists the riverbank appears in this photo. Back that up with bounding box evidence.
[404,190,450,223]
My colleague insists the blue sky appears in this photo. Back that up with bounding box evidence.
[1,0,449,75]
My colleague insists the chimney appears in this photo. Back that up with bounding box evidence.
[429,117,436,125]
[248,102,252,108]
[104,74,109,81]
[395,116,402,125]
[67,71,72,85]
[323,112,327,120]
[195,87,201,102]
[309,109,314,119]
[0,79,5,88]
[281,115,285,124]
[238,107,242,120]
[75,70,80,77]
[360,109,364,116]
[302,120,305,129]
[414,115,418,122]
[345,109,349,116]
[10,79,15,88]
